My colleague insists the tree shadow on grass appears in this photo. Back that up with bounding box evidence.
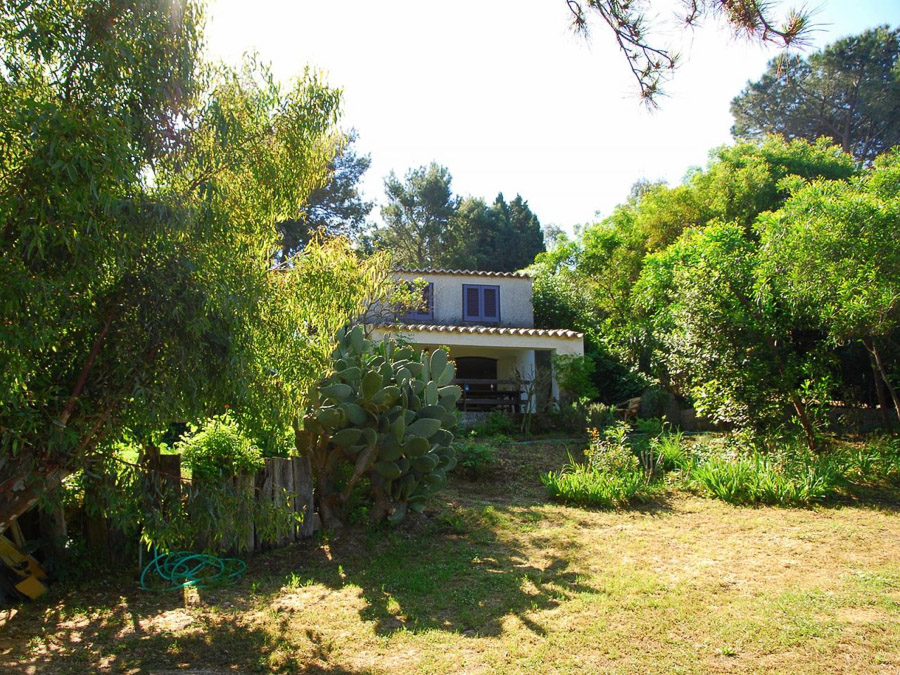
[267,502,601,639]
[827,481,900,512]
[0,580,376,674]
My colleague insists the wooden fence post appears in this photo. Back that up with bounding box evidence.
[277,458,293,547]
[233,473,256,554]
[292,455,316,539]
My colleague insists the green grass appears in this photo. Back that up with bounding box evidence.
[3,439,900,674]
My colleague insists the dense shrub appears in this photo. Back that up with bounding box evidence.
[177,413,264,481]
[454,438,498,479]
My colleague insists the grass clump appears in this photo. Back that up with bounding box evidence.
[542,423,655,508]
[839,434,900,486]
[685,433,842,506]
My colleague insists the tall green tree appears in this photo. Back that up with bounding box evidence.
[374,162,460,268]
[529,137,857,405]
[276,129,374,257]
[0,0,357,532]
[760,149,900,421]
[731,26,900,164]
[450,193,545,272]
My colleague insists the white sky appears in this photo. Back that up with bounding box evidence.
[204,0,900,233]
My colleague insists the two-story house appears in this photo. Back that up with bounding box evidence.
[369,269,584,412]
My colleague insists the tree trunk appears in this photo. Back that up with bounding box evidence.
[788,391,819,453]
[865,338,900,424]
[294,421,342,530]
[870,350,895,433]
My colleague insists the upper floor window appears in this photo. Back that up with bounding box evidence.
[400,282,433,322]
[463,284,500,323]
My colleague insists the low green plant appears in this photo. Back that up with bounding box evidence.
[542,423,654,508]
[473,410,518,438]
[840,435,900,485]
[585,423,637,474]
[455,439,497,479]
[649,429,690,472]
[542,456,648,508]
[583,400,617,431]
[634,417,665,436]
[688,443,842,506]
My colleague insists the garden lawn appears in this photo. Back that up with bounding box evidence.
[2,441,899,674]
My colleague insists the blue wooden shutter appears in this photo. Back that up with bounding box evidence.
[464,285,480,321]
[483,286,499,321]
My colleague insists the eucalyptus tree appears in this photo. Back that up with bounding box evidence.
[0,0,362,532]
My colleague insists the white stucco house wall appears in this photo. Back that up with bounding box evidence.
[369,269,584,411]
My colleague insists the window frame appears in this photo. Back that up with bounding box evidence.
[462,283,500,324]
[400,281,434,323]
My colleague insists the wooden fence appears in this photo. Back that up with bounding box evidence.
[51,452,318,563]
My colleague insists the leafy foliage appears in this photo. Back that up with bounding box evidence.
[276,129,374,257]
[177,413,264,481]
[759,149,900,420]
[0,0,380,533]
[373,163,460,268]
[454,438,498,479]
[372,164,545,272]
[686,435,842,505]
[542,425,654,508]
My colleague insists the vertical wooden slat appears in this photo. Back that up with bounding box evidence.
[279,458,294,545]
[256,458,277,551]
[292,455,316,539]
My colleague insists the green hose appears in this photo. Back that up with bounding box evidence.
[140,551,246,592]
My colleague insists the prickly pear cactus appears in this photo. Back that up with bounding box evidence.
[302,325,461,525]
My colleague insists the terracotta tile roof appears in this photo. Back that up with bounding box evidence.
[394,268,530,279]
[374,323,583,340]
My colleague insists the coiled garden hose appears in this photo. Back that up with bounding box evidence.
[140,551,246,591]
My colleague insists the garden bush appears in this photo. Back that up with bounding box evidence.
[454,437,498,479]
[177,412,264,481]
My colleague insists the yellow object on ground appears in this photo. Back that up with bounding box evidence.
[0,534,48,599]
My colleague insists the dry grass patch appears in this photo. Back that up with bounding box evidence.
[1,441,899,674]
